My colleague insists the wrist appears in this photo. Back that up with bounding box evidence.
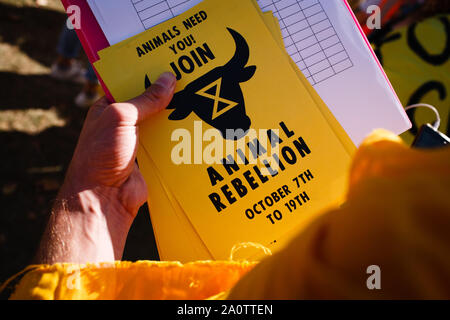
[58,178,135,223]
[57,184,135,239]
[37,186,134,264]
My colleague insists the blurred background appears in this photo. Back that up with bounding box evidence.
[0,0,160,283]
[0,0,449,283]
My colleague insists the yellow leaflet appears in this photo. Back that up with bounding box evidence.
[137,143,213,261]
[141,12,317,262]
[95,0,352,259]
[138,11,325,263]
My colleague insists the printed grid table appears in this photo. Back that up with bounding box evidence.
[131,0,201,29]
[130,0,354,86]
[258,0,354,85]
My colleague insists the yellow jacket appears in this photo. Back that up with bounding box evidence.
[2,130,450,299]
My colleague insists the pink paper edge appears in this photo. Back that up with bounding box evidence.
[61,0,115,102]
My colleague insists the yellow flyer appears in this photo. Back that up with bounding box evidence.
[95,0,352,259]
[136,11,325,263]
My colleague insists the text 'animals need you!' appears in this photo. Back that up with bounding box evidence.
[136,10,214,80]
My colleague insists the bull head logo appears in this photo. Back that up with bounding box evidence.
[165,28,256,140]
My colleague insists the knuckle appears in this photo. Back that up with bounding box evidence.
[145,83,168,103]
[106,103,131,122]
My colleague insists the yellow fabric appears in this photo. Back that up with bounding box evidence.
[377,14,450,144]
[229,130,450,299]
[5,261,255,300]
[4,130,450,300]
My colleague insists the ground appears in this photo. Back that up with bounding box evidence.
[0,0,159,284]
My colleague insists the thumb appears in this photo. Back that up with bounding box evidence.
[127,72,176,124]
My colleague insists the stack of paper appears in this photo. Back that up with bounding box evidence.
[92,0,358,261]
[86,0,411,146]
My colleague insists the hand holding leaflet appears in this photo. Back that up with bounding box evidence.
[94,0,354,260]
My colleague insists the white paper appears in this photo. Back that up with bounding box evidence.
[87,0,203,45]
[272,0,411,145]
[88,0,411,145]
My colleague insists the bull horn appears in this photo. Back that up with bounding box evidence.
[145,74,151,89]
[223,28,250,70]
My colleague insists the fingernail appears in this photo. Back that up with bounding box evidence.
[154,72,176,90]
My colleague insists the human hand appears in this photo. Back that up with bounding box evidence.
[37,73,176,264]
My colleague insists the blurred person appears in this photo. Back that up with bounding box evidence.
[349,0,383,26]
[351,0,450,32]
[51,23,100,108]
[420,0,450,18]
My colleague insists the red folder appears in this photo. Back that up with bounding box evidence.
[61,0,114,101]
